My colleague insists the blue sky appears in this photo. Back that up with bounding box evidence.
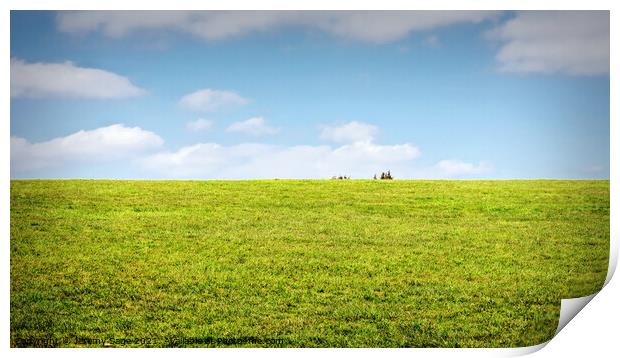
[10,11,610,179]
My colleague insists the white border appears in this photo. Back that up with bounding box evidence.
[2,1,617,357]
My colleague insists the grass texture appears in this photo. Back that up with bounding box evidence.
[10,179,609,347]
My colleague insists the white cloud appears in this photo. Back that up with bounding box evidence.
[57,11,500,43]
[179,89,248,112]
[10,122,495,180]
[186,118,213,132]
[11,58,146,99]
[226,117,279,136]
[11,124,163,172]
[434,159,492,177]
[320,121,378,143]
[489,11,609,75]
[141,140,420,179]
[309,11,499,43]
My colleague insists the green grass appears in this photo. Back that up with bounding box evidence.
[10,179,609,347]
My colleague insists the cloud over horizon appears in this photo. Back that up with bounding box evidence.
[141,140,421,179]
[10,123,427,179]
[11,124,163,173]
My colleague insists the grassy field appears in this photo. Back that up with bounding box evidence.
[10,179,609,347]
